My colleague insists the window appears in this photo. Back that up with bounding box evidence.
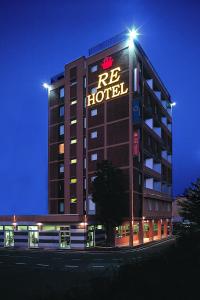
[70,119,77,125]
[59,143,64,154]
[70,158,77,164]
[70,198,77,203]
[71,99,77,105]
[59,125,64,136]
[91,153,97,161]
[59,201,64,213]
[91,65,98,73]
[70,138,77,144]
[91,131,97,139]
[70,178,77,184]
[91,109,97,117]
[59,163,64,173]
[59,106,64,117]
[17,226,28,231]
[155,201,159,211]
[148,199,152,211]
[84,137,86,148]
[91,87,97,94]
[83,77,86,88]
[84,118,86,128]
[59,87,64,98]
[84,96,87,108]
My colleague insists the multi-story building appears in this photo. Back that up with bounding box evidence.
[0,31,173,249]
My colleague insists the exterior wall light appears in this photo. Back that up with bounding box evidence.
[42,83,51,90]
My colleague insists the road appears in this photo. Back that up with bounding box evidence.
[0,237,174,300]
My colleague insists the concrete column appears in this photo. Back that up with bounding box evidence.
[149,220,154,241]
[157,220,162,239]
[163,219,168,237]
[138,220,144,244]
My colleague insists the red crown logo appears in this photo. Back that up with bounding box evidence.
[101,56,113,70]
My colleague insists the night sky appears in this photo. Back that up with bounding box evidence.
[0,0,199,215]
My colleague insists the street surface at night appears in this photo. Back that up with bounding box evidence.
[0,238,174,300]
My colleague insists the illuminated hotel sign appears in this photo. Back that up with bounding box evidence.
[87,57,129,107]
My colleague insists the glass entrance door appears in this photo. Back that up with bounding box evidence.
[29,231,39,248]
[87,225,95,247]
[4,231,14,247]
[60,231,70,249]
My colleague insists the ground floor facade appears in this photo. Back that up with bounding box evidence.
[0,215,171,250]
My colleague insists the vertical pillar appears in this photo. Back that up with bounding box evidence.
[129,220,134,247]
[138,220,144,244]
[149,220,154,241]
[168,220,172,236]
[157,219,162,240]
[163,219,168,237]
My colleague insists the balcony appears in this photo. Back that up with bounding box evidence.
[161,184,172,196]
[146,79,153,89]
[167,123,172,132]
[167,154,172,163]
[145,118,162,138]
[154,91,161,101]
[144,178,161,192]
[161,150,168,160]
[153,127,161,138]
[162,117,167,126]
[144,158,161,174]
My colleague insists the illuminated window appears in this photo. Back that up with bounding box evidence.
[91,65,98,73]
[59,143,64,154]
[59,125,64,136]
[70,158,77,164]
[70,119,77,125]
[70,198,77,203]
[59,87,64,98]
[91,153,97,161]
[59,201,64,213]
[59,163,64,173]
[91,87,97,94]
[91,109,97,117]
[70,139,77,144]
[70,178,77,184]
[71,99,77,105]
[84,96,87,108]
[59,106,64,117]
[84,118,86,128]
[84,77,86,88]
[91,131,97,139]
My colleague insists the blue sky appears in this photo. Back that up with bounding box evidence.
[0,0,199,214]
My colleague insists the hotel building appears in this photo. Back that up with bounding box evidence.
[0,31,173,249]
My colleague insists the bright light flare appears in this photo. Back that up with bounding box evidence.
[127,27,140,48]
[170,102,176,108]
[42,82,51,90]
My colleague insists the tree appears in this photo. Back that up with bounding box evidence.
[91,160,128,246]
[178,178,200,228]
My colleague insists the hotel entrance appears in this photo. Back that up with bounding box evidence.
[29,231,39,248]
[86,225,95,247]
[60,227,70,249]
[4,229,14,247]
